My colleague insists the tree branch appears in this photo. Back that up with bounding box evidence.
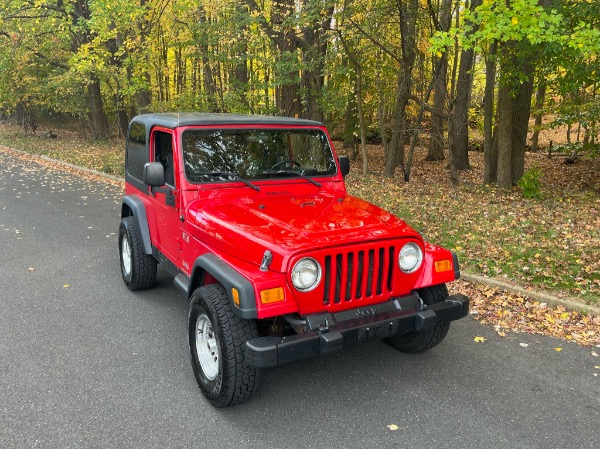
[346,17,401,64]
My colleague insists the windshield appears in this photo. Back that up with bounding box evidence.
[181,128,337,183]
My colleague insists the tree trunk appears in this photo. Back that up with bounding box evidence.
[405,58,445,181]
[452,46,475,170]
[511,62,535,183]
[530,82,546,153]
[496,82,513,188]
[493,36,538,187]
[385,64,411,177]
[426,0,452,162]
[299,2,332,121]
[483,41,498,184]
[196,7,218,111]
[449,0,482,171]
[427,53,448,162]
[134,0,152,113]
[356,68,368,175]
[338,28,365,170]
[376,50,390,161]
[116,102,129,138]
[342,71,358,151]
[70,0,110,140]
[271,0,301,117]
[87,77,110,140]
[135,74,152,113]
[15,100,37,133]
[384,0,418,177]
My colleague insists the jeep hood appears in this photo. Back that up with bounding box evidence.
[187,191,421,272]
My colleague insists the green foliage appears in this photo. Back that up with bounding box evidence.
[431,0,600,90]
[518,165,544,199]
[554,142,600,157]
[0,0,598,150]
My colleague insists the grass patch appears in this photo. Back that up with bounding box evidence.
[0,123,124,176]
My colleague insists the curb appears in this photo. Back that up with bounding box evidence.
[1,144,598,316]
[38,154,125,184]
[0,145,124,184]
[462,273,600,316]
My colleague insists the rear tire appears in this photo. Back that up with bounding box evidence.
[188,284,260,407]
[118,217,157,291]
[386,284,450,353]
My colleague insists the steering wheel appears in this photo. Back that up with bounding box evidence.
[270,159,302,170]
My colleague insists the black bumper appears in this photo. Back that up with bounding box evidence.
[245,292,469,368]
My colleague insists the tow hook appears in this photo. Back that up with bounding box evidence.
[316,317,329,333]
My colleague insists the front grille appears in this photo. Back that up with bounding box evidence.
[323,246,395,305]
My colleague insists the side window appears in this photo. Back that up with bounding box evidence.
[153,130,175,187]
[127,121,147,181]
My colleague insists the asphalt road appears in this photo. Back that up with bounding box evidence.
[1,150,598,449]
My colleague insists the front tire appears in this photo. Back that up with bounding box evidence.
[386,284,451,353]
[188,284,260,407]
[118,217,157,291]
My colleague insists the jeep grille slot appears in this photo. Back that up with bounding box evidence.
[323,246,395,305]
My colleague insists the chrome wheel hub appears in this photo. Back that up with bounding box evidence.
[195,314,219,380]
[121,236,132,276]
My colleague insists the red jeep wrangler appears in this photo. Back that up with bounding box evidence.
[119,113,469,407]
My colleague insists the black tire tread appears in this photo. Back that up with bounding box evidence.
[119,217,157,291]
[189,284,259,407]
[386,284,450,353]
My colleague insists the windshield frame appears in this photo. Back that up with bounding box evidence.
[179,124,339,186]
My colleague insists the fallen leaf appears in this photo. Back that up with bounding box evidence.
[451,280,600,347]
[63,284,69,288]
[27,267,35,272]
[519,343,529,348]
[474,336,486,343]
[592,351,599,357]
[554,347,563,352]
[387,424,399,431]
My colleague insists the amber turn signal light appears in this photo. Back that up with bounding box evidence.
[434,260,452,273]
[260,287,285,304]
[231,288,240,306]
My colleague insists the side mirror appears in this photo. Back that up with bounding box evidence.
[143,162,165,187]
[338,156,350,178]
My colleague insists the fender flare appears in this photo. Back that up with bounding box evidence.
[452,252,461,280]
[190,254,257,320]
[121,195,152,255]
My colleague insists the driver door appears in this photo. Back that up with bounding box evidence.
[149,128,181,261]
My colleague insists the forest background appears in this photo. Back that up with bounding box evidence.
[0,1,599,319]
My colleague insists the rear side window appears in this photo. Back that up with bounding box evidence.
[127,121,147,181]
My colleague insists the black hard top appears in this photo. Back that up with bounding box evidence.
[131,112,324,129]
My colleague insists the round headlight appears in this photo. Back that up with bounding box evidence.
[399,243,423,273]
[291,258,322,292]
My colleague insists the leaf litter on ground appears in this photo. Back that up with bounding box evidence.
[452,279,600,347]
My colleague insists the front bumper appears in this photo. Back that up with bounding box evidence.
[245,292,469,368]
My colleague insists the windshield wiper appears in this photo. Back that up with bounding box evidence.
[201,171,260,191]
[261,170,321,187]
